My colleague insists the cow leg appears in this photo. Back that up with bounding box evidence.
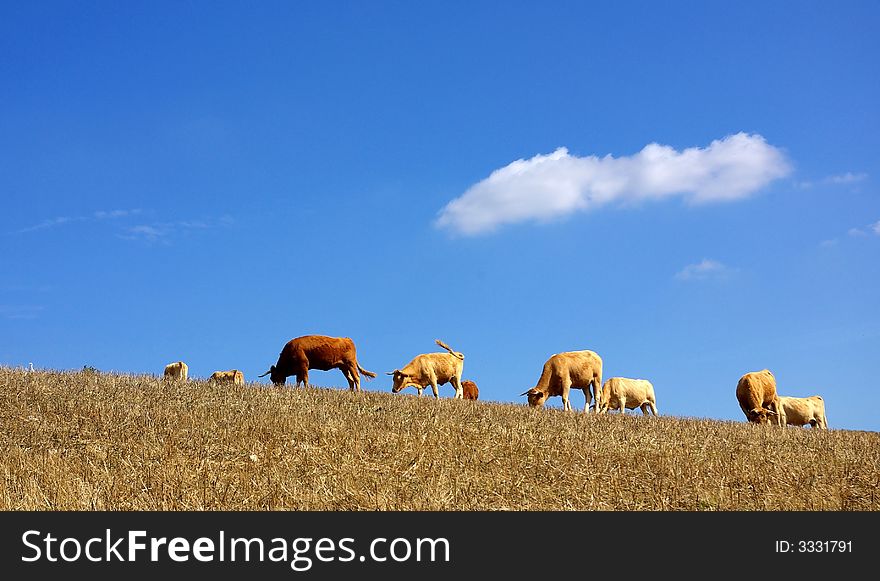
[616,396,626,414]
[450,376,463,399]
[343,364,360,392]
[351,364,362,392]
[342,368,356,391]
[561,379,572,411]
[772,400,786,426]
[430,380,440,399]
[295,365,309,388]
[582,387,592,413]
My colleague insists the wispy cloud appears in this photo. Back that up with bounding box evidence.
[826,172,868,184]
[0,305,45,320]
[435,132,791,236]
[119,216,234,244]
[675,259,735,282]
[821,219,879,246]
[849,220,880,238]
[848,227,868,237]
[16,209,142,234]
[797,171,868,189]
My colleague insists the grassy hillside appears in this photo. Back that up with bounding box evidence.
[1,367,877,510]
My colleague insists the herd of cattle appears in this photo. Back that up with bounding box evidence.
[161,334,828,429]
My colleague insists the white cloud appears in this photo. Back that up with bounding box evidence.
[819,238,839,248]
[675,259,735,281]
[94,209,141,220]
[795,172,867,190]
[848,227,868,237]
[435,132,791,236]
[16,209,141,233]
[120,216,233,244]
[826,172,867,184]
[872,220,880,236]
[122,225,167,242]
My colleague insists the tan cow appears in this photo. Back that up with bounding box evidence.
[388,339,465,399]
[210,369,245,386]
[597,377,658,416]
[461,379,479,401]
[736,369,785,426]
[520,350,603,413]
[163,361,188,382]
[778,395,828,429]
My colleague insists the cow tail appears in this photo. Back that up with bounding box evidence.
[435,339,464,360]
[358,364,377,379]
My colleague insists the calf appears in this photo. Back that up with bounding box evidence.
[779,395,827,429]
[461,379,479,401]
[597,377,658,416]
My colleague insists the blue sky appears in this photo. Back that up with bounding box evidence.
[2,1,878,431]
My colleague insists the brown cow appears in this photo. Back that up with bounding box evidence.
[736,369,785,425]
[258,335,376,391]
[388,339,465,399]
[163,361,188,382]
[521,350,603,413]
[210,369,245,386]
[461,379,479,400]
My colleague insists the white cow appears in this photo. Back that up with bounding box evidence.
[597,377,658,416]
[778,395,828,429]
[163,361,188,382]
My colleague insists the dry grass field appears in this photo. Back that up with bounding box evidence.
[1,366,878,511]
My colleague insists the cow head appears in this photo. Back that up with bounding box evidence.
[387,370,413,393]
[521,387,548,408]
[258,365,286,385]
[746,407,777,424]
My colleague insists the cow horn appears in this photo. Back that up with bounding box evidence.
[520,389,532,396]
[385,371,395,376]
[257,370,271,378]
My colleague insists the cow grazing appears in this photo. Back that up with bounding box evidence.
[597,377,658,416]
[736,369,786,426]
[779,395,828,429]
[258,335,376,391]
[521,350,603,413]
[210,369,245,386]
[462,379,479,401]
[388,339,465,399]
[163,361,188,382]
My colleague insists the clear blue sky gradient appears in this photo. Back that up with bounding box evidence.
[2,2,878,431]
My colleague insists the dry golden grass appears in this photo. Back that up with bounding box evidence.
[1,366,878,510]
